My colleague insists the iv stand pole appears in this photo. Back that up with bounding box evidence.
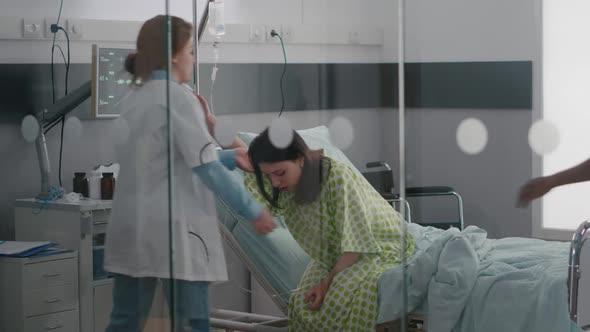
[194,0,215,94]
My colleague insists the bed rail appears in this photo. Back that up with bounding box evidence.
[569,220,590,326]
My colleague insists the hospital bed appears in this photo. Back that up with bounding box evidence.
[209,126,590,332]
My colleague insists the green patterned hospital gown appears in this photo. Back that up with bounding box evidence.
[244,159,415,331]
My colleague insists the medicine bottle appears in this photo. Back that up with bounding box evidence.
[101,172,116,200]
[73,172,89,198]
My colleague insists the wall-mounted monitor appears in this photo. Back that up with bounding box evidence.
[91,44,134,119]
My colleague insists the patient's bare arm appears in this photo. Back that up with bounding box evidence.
[304,252,360,310]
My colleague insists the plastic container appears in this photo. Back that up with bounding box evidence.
[101,172,116,200]
[93,246,107,280]
[88,171,102,200]
[73,172,89,198]
[208,0,225,36]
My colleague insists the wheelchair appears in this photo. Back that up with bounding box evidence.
[362,161,464,230]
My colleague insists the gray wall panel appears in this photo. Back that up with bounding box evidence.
[1,61,532,124]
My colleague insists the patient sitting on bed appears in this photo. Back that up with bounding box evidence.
[244,128,415,332]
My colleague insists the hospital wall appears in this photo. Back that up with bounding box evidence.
[0,0,395,315]
[0,0,543,316]
[384,0,537,239]
[207,0,539,239]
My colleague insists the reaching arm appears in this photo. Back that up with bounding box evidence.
[518,158,590,207]
[192,161,275,234]
[548,158,590,187]
[193,161,261,220]
[217,149,237,170]
[217,147,253,173]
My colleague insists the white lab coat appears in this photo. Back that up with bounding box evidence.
[104,79,228,282]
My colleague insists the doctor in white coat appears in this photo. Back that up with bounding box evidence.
[104,15,275,332]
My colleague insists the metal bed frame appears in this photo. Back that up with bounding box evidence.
[379,220,590,332]
[211,210,590,331]
[569,220,590,330]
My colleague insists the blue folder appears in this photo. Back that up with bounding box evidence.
[0,241,60,257]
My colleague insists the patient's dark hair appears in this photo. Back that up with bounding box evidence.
[248,129,331,208]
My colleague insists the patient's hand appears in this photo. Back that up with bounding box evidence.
[304,281,330,310]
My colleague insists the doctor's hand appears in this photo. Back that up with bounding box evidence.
[235,147,254,173]
[517,176,554,207]
[252,209,276,235]
[304,280,330,310]
[195,94,216,137]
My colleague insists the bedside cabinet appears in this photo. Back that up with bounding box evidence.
[14,199,114,332]
[0,252,79,332]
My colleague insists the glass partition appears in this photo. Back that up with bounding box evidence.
[1,0,417,331]
[195,1,411,331]
[399,0,588,331]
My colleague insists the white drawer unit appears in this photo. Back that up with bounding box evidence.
[14,199,114,332]
[23,309,80,332]
[24,284,79,317]
[0,252,79,332]
[23,257,77,290]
